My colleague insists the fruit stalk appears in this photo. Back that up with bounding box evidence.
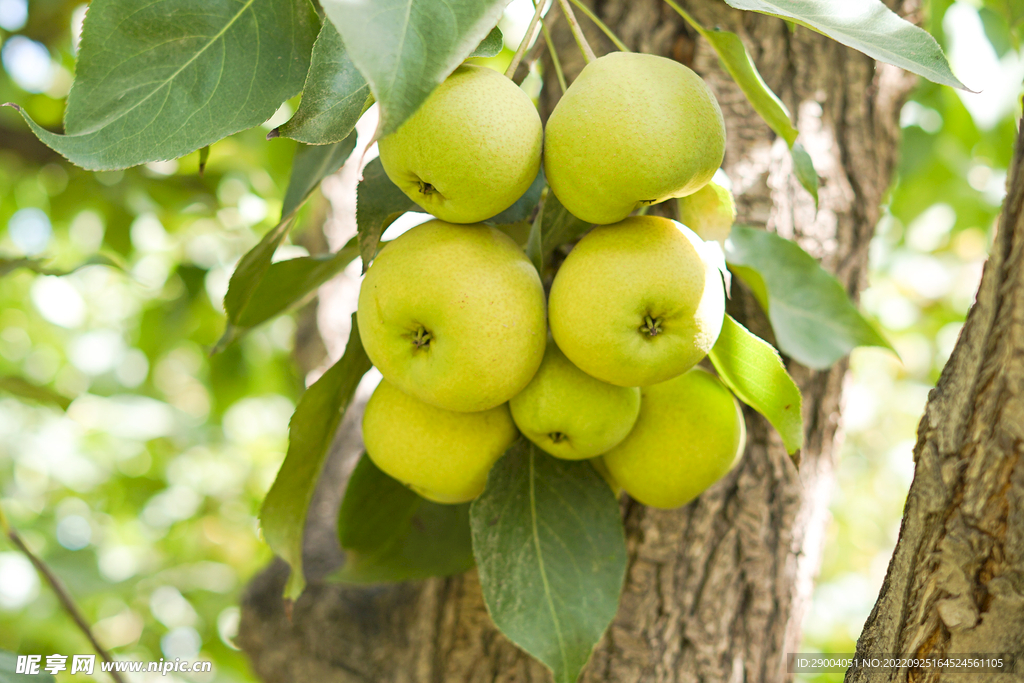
[505,0,550,79]
[556,0,597,63]
[568,0,630,52]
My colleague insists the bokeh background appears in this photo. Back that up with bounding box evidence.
[0,1,1021,681]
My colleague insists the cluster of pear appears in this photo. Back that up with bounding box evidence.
[358,52,746,510]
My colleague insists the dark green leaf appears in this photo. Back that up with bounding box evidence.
[526,190,591,274]
[321,0,511,136]
[0,651,56,683]
[260,314,372,600]
[721,0,969,90]
[486,168,545,225]
[469,26,505,58]
[217,136,358,352]
[278,20,373,145]
[703,28,798,146]
[726,225,893,369]
[0,376,73,411]
[0,254,124,278]
[4,0,318,170]
[708,315,803,455]
[356,157,419,272]
[471,440,627,683]
[790,142,819,207]
[331,454,475,583]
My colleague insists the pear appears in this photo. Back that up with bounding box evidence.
[378,65,543,224]
[548,215,725,387]
[603,367,745,509]
[357,219,547,412]
[362,379,517,504]
[509,339,641,460]
[678,180,736,244]
[543,51,726,225]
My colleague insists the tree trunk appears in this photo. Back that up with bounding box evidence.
[846,118,1024,683]
[237,1,916,681]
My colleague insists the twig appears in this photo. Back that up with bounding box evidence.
[555,0,597,63]
[541,16,568,93]
[505,0,549,79]
[568,0,630,52]
[661,0,710,39]
[0,504,126,683]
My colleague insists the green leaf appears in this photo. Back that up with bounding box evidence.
[260,314,372,600]
[356,157,419,272]
[0,651,56,683]
[702,28,798,146]
[320,0,511,136]
[525,190,592,273]
[469,26,505,58]
[235,241,360,330]
[278,20,373,145]
[721,0,969,90]
[790,142,819,206]
[331,454,474,583]
[471,440,627,683]
[725,225,893,369]
[3,0,318,170]
[708,315,803,455]
[217,136,357,352]
[0,376,73,411]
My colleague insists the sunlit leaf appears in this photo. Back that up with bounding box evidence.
[278,20,372,145]
[791,142,819,206]
[4,0,318,170]
[708,315,803,455]
[260,315,372,600]
[722,0,968,90]
[471,440,626,683]
[321,0,511,136]
[726,225,893,369]
[331,454,474,583]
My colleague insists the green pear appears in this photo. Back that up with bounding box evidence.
[603,367,745,509]
[678,181,736,244]
[378,65,543,224]
[509,339,641,460]
[548,215,725,387]
[362,379,517,504]
[357,219,546,412]
[543,52,726,225]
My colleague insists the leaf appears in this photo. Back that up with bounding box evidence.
[278,20,373,145]
[721,0,969,90]
[321,0,512,136]
[0,650,56,683]
[3,0,318,170]
[470,26,505,57]
[356,157,419,272]
[702,28,798,146]
[790,142,819,207]
[471,440,627,683]
[725,225,893,369]
[217,136,357,352]
[331,454,475,583]
[235,241,360,330]
[0,376,73,411]
[260,314,372,600]
[708,315,803,455]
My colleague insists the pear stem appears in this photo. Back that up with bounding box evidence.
[556,0,597,63]
[541,16,568,93]
[505,0,549,79]
[568,0,630,52]
[661,0,710,39]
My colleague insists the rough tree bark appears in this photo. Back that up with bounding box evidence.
[846,119,1024,682]
[237,1,917,681]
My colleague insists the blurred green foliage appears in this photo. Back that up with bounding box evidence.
[1,0,1021,681]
